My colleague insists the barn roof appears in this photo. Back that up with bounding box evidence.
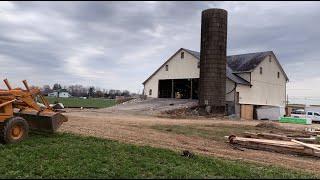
[143,48,288,85]
[226,66,250,85]
[226,51,272,72]
[184,48,288,80]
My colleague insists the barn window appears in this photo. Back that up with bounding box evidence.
[197,62,200,68]
[181,52,184,59]
[165,65,168,71]
[149,89,152,95]
[260,67,263,74]
[269,55,272,62]
[277,72,280,78]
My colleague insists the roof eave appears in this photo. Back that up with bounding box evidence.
[232,70,253,74]
[270,51,290,81]
[142,48,184,85]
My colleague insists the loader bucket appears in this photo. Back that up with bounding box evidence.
[14,111,68,133]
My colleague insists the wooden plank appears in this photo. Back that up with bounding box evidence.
[235,137,302,148]
[0,99,15,108]
[291,139,320,151]
[294,137,317,144]
[240,104,253,120]
[244,132,291,141]
[244,132,318,143]
[259,133,291,141]
[228,135,320,157]
[235,140,319,157]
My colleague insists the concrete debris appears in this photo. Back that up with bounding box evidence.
[116,97,134,104]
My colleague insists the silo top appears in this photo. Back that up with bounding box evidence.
[202,8,228,16]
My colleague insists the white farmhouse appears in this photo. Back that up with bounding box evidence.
[48,90,71,98]
[143,48,289,119]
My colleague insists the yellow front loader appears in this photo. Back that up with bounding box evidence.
[0,79,67,144]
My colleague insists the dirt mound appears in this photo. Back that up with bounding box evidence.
[160,105,200,119]
[160,105,227,119]
[255,121,281,129]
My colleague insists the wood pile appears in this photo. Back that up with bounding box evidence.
[227,133,320,158]
[243,132,318,144]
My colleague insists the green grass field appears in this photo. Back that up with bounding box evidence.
[45,97,117,108]
[0,133,317,179]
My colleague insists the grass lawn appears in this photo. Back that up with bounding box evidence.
[45,97,117,108]
[0,133,317,178]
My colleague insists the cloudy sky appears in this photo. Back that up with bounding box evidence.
[0,1,319,103]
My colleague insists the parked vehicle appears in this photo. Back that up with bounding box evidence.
[291,110,320,122]
[306,111,320,122]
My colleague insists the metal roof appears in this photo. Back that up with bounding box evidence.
[185,48,270,72]
[227,51,272,72]
[226,66,250,85]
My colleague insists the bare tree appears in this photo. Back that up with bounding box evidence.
[52,83,62,91]
[121,90,130,97]
[41,85,52,95]
[95,90,104,98]
[68,85,88,97]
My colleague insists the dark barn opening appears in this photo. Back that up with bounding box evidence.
[158,79,172,98]
[158,79,199,99]
[174,79,191,99]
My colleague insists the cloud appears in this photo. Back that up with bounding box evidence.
[0,1,319,102]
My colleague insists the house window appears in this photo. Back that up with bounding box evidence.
[260,67,263,74]
[181,52,184,59]
[165,65,168,71]
[197,62,200,68]
[269,55,272,62]
[277,72,280,78]
[149,89,152,95]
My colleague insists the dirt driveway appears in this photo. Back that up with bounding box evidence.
[59,107,320,174]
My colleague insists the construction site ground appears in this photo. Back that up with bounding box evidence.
[58,99,320,174]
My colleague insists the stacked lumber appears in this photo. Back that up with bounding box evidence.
[305,127,320,135]
[227,135,320,158]
[244,132,291,141]
[243,132,318,144]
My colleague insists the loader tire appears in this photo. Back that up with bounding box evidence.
[0,117,29,144]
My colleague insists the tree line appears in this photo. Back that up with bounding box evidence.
[40,83,134,99]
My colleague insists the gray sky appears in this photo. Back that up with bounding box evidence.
[0,1,319,103]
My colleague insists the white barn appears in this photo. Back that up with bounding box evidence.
[143,48,289,119]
